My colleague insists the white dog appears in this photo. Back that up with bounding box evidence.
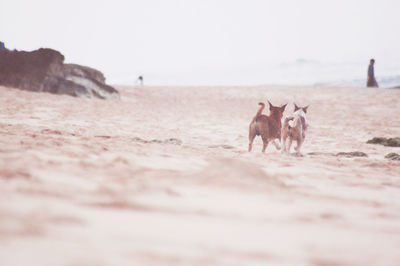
[281,104,309,154]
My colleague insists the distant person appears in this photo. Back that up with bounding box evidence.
[0,41,5,50]
[136,75,144,86]
[367,59,378,87]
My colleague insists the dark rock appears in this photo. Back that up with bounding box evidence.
[163,138,183,145]
[289,152,304,157]
[307,152,336,156]
[385,153,400,161]
[367,137,400,147]
[0,48,119,99]
[132,137,182,145]
[336,151,368,158]
[208,144,235,149]
[308,152,368,158]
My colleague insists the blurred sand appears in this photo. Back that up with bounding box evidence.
[0,85,400,266]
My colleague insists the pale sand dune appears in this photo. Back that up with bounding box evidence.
[0,85,400,266]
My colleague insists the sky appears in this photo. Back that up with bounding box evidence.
[1,0,400,85]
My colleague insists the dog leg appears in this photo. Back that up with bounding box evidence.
[294,137,304,155]
[262,141,269,153]
[295,137,304,154]
[248,127,256,152]
[261,135,269,152]
[281,136,287,153]
[248,140,254,152]
[287,138,293,153]
[272,139,281,151]
[294,136,302,150]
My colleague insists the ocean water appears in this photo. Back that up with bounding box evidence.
[109,59,400,88]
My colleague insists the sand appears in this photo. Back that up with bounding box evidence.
[0,85,400,266]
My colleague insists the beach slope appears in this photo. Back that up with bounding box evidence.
[0,85,399,266]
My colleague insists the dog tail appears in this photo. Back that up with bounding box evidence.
[255,102,265,117]
[250,102,265,125]
[283,116,294,129]
[284,116,294,123]
[254,102,265,122]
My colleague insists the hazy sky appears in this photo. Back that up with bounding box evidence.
[1,0,399,85]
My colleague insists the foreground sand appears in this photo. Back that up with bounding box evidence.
[0,85,399,266]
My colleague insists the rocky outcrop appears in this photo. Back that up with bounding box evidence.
[367,137,400,147]
[0,48,119,99]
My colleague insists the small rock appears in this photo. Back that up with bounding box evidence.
[336,151,368,158]
[132,137,182,145]
[290,152,304,157]
[385,153,400,161]
[164,138,182,145]
[307,152,336,156]
[208,144,235,149]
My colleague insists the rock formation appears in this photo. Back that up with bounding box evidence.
[0,48,119,99]
[367,137,400,147]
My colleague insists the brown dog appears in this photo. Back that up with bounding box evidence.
[248,101,287,152]
[281,103,309,154]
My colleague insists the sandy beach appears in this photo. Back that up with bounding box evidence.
[0,85,400,266]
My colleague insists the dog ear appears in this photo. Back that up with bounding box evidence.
[303,105,309,113]
[294,103,300,112]
[281,103,287,110]
[267,100,273,109]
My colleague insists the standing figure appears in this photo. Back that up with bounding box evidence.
[367,59,378,87]
[136,75,144,86]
